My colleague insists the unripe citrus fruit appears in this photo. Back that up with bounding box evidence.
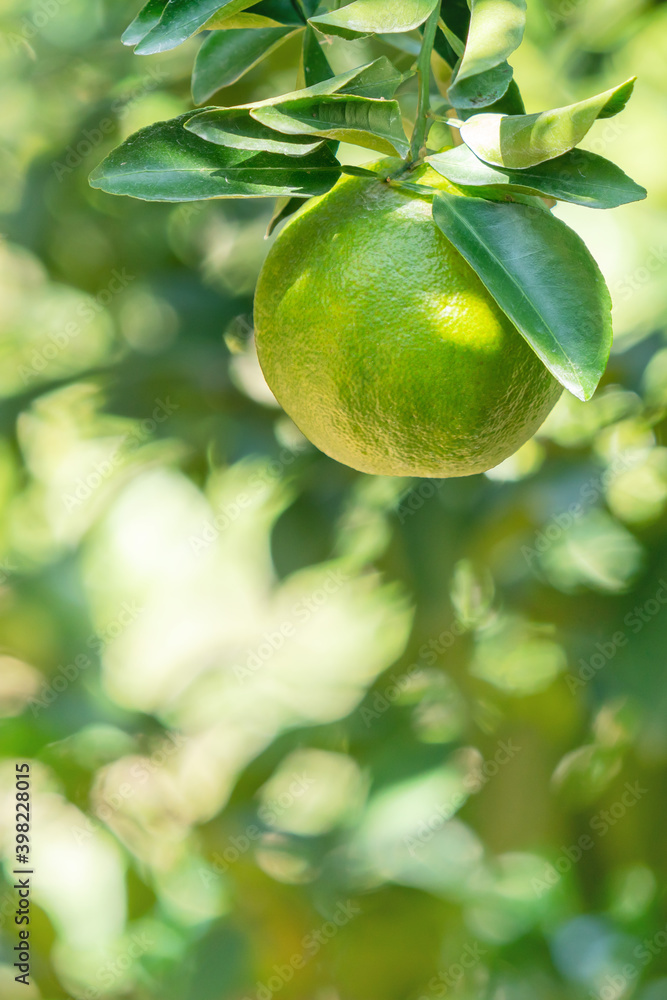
[254,168,562,477]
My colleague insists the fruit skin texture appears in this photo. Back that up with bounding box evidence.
[254,170,562,478]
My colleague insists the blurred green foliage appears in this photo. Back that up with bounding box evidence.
[1,1,667,999]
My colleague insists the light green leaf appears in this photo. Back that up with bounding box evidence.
[448,0,526,108]
[89,113,341,201]
[192,26,298,104]
[432,191,612,400]
[252,95,410,157]
[460,77,637,168]
[135,0,261,54]
[309,0,438,40]
[185,107,326,155]
[122,0,168,45]
[427,143,647,209]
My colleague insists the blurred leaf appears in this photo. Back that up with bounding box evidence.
[448,0,526,109]
[192,27,300,104]
[185,107,326,154]
[459,78,636,168]
[538,509,643,593]
[89,113,341,201]
[552,744,623,806]
[432,191,612,400]
[252,95,410,157]
[135,0,262,54]
[310,0,439,39]
[428,144,647,208]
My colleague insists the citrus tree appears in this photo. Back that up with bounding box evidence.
[90,0,646,476]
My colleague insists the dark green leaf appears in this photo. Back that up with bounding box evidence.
[301,25,334,86]
[135,0,261,54]
[448,0,526,108]
[427,144,647,209]
[185,107,325,155]
[432,191,612,400]
[450,61,513,110]
[460,78,637,168]
[192,27,298,104]
[122,0,169,45]
[252,95,410,157]
[89,113,341,201]
[204,0,303,26]
[309,0,439,40]
[266,195,305,235]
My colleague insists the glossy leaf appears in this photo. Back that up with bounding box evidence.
[185,107,326,155]
[266,195,305,236]
[205,0,304,26]
[309,0,439,40]
[460,77,636,168]
[432,191,612,400]
[301,24,334,87]
[122,0,168,45]
[428,143,647,209]
[252,95,410,157]
[89,113,341,201]
[192,26,298,104]
[448,0,526,108]
[135,0,260,54]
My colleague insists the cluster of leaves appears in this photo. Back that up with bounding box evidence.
[90,0,647,402]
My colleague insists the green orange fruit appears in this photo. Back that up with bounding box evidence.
[254,167,562,478]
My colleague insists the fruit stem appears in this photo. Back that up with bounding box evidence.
[409,1,442,165]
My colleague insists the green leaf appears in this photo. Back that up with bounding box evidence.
[301,24,335,86]
[266,195,305,236]
[122,0,169,45]
[460,78,637,169]
[204,0,304,27]
[89,113,341,201]
[451,61,514,110]
[192,26,298,104]
[448,0,526,108]
[135,0,261,54]
[185,107,326,155]
[432,191,612,400]
[427,144,647,209]
[309,0,439,40]
[252,95,410,157]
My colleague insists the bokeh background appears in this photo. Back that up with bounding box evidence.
[1,0,667,998]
